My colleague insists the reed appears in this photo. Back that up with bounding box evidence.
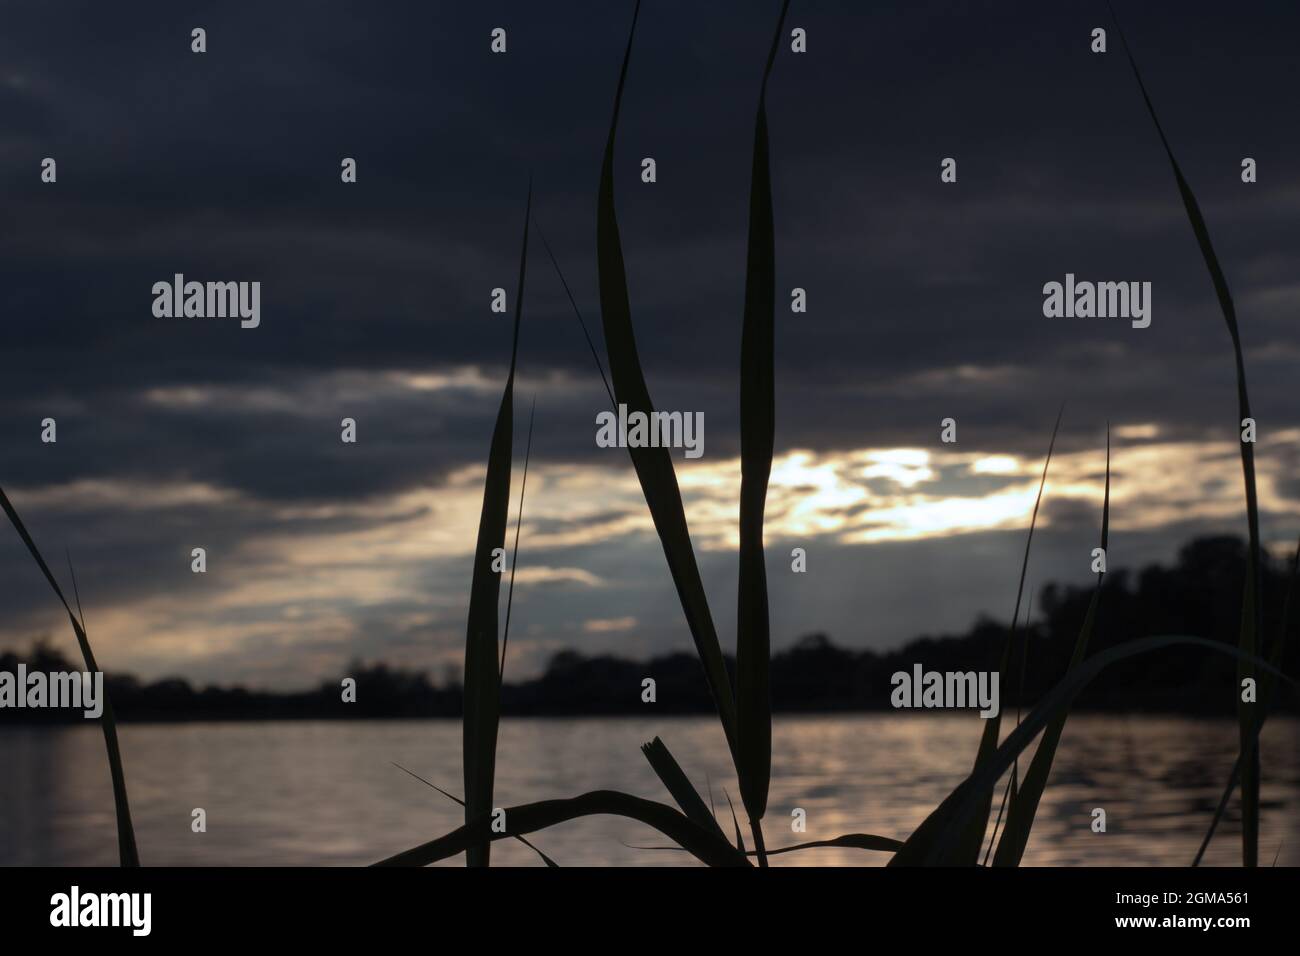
[0,487,139,866]
[460,184,531,866]
[891,408,1063,866]
[993,429,1111,865]
[1109,1,1265,866]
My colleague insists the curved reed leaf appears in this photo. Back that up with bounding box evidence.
[0,488,139,867]
[373,790,750,867]
[736,0,791,862]
[462,185,531,866]
[596,0,738,760]
[390,763,556,867]
[890,406,1063,866]
[993,427,1111,866]
[640,737,727,840]
[762,833,903,857]
[1108,0,1263,866]
[626,832,903,857]
[925,636,1299,866]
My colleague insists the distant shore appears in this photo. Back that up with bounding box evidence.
[4,536,1296,724]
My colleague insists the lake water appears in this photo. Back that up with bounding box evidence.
[1,714,1297,866]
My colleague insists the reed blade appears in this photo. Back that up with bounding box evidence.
[532,216,615,407]
[925,635,1298,866]
[723,789,747,855]
[736,0,791,854]
[1192,534,1300,865]
[761,833,904,857]
[1109,0,1263,866]
[0,487,139,867]
[500,397,536,676]
[891,406,1063,866]
[994,427,1111,866]
[640,737,728,840]
[462,184,531,866]
[627,832,903,857]
[391,763,556,866]
[374,790,750,867]
[596,0,739,759]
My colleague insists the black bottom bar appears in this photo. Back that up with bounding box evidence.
[0,866,1283,941]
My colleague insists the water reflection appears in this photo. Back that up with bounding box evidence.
[1,715,1296,866]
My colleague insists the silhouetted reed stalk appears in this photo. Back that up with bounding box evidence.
[1109,0,1265,866]
[0,488,139,866]
[460,184,531,867]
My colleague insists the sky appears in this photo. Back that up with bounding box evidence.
[1,0,1299,687]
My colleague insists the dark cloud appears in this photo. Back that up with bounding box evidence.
[1,1,1297,683]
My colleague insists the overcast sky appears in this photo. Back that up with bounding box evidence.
[1,0,1298,687]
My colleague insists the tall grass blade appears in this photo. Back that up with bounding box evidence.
[500,397,536,675]
[985,588,1036,864]
[993,427,1111,866]
[984,766,1017,867]
[374,790,750,867]
[462,184,531,866]
[890,406,1063,866]
[1108,1,1263,866]
[532,216,616,406]
[925,635,1297,865]
[723,789,746,855]
[0,487,139,866]
[66,548,87,630]
[596,0,738,760]
[1192,534,1300,865]
[1192,751,1242,868]
[640,737,728,840]
[735,0,791,865]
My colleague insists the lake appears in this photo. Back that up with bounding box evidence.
[1,714,1296,866]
